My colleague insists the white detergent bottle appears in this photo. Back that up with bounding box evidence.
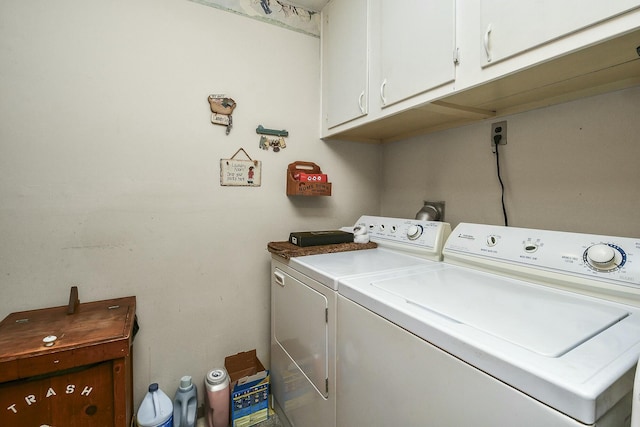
[137,383,174,427]
[174,375,198,427]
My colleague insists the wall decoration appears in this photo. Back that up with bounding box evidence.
[286,161,331,196]
[189,0,320,37]
[256,125,288,137]
[259,135,286,152]
[208,94,236,135]
[256,125,288,152]
[220,148,262,187]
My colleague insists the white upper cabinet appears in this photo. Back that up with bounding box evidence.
[321,0,457,138]
[322,0,368,129]
[480,0,640,67]
[377,0,456,108]
[321,0,640,142]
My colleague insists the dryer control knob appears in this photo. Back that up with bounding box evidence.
[585,244,618,270]
[407,225,423,240]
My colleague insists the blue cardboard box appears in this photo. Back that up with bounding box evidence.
[225,350,270,427]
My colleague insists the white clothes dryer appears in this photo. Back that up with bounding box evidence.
[337,223,640,426]
[269,216,450,427]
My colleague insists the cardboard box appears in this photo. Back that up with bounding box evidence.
[225,350,270,427]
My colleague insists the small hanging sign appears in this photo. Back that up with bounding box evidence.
[208,94,236,135]
[220,148,261,187]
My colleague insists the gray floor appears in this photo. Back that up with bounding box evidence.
[253,412,284,427]
[195,411,284,427]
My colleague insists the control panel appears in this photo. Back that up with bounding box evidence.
[444,223,640,288]
[353,216,451,259]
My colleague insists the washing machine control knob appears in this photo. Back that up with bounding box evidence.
[487,235,498,247]
[585,244,620,271]
[407,225,423,240]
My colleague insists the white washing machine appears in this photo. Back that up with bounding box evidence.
[269,215,451,427]
[337,223,640,426]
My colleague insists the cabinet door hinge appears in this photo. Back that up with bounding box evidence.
[453,47,460,65]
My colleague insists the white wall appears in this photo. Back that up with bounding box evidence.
[381,86,640,238]
[0,0,380,408]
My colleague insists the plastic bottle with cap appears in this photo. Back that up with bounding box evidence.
[137,383,173,427]
[205,368,230,427]
[174,375,198,427]
[353,225,370,244]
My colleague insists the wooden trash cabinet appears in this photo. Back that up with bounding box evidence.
[0,296,137,427]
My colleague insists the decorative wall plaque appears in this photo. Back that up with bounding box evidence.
[220,148,261,187]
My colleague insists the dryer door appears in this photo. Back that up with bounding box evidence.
[272,267,328,398]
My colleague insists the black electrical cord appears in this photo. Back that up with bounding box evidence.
[494,135,509,226]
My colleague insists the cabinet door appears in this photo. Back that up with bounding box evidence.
[322,0,368,129]
[378,0,456,108]
[480,0,640,66]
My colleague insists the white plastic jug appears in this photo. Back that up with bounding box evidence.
[174,375,198,427]
[137,383,173,427]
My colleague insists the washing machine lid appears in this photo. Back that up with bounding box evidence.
[374,266,628,357]
[338,265,640,424]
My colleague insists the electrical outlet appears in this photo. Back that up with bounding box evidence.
[491,121,507,152]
